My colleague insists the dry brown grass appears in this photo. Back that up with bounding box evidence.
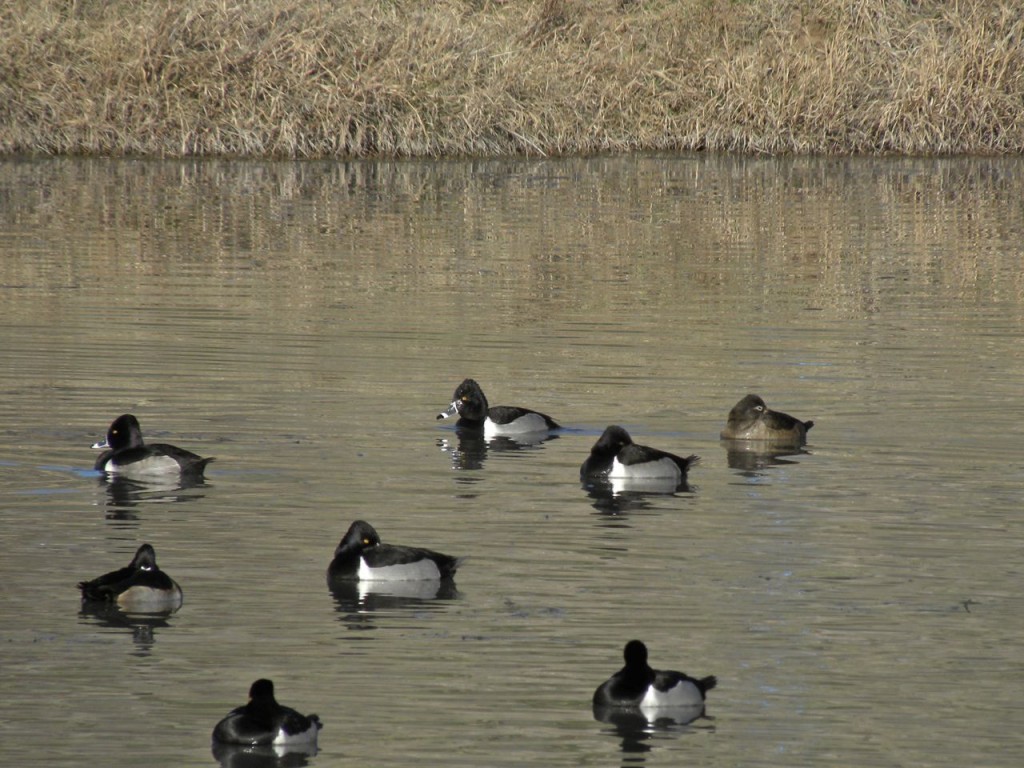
[1,0,1022,157]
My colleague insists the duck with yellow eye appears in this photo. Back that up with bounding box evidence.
[93,413,214,478]
[437,378,560,436]
[327,520,461,582]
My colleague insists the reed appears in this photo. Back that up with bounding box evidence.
[2,0,1022,157]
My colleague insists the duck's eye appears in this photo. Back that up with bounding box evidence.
[755,405,764,412]
[363,538,372,545]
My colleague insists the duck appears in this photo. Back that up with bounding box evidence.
[78,543,183,612]
[328,520,461,582]
[437,378,559,435]
[580,426,698,482]
[212,679,322,747]
[93,413,214,478]
[720,394,814,444]
[593,640,717,711]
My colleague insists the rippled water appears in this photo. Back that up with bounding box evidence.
[1,155,1023,767]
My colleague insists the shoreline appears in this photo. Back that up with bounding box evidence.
[2,0,1022,159]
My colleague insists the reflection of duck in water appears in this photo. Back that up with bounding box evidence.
[327,520,461,582]
[328,579,460,633]
[211,740,317,768]
[330,577,459,609]
[78,543,183,612]
[212,679,322,748]
[722,441,810,473]
[439,429,560,474]
[78,600,175,655]
[584,479,664,517]
[437,378,560,436]
[593,640,716,721]
[583,472,693,501]
[720,394,814,445]
[100,472,208,514]
[581,426,698,488]
[93,413,214,478]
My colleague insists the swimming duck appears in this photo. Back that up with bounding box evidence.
[78,543,183,612]
[328,520,461,582]
[437,378,559,435]
[580,426,698,482]
[93,414,213,477]
[212,679,322,747]
[593,640,717,710]
[720,394,814,444]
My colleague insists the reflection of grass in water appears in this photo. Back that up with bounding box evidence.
[3,0,1023,157]
[1,153,1022,325]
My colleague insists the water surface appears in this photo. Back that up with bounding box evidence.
[1,154,1022,767]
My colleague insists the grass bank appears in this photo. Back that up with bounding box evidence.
[2,0,1023,158]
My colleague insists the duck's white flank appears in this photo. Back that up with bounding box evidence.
[102,455,184,477]
[639,679,704,709]
[483,413,550,437]
[357,557,442,581]
[608,456,682,480]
